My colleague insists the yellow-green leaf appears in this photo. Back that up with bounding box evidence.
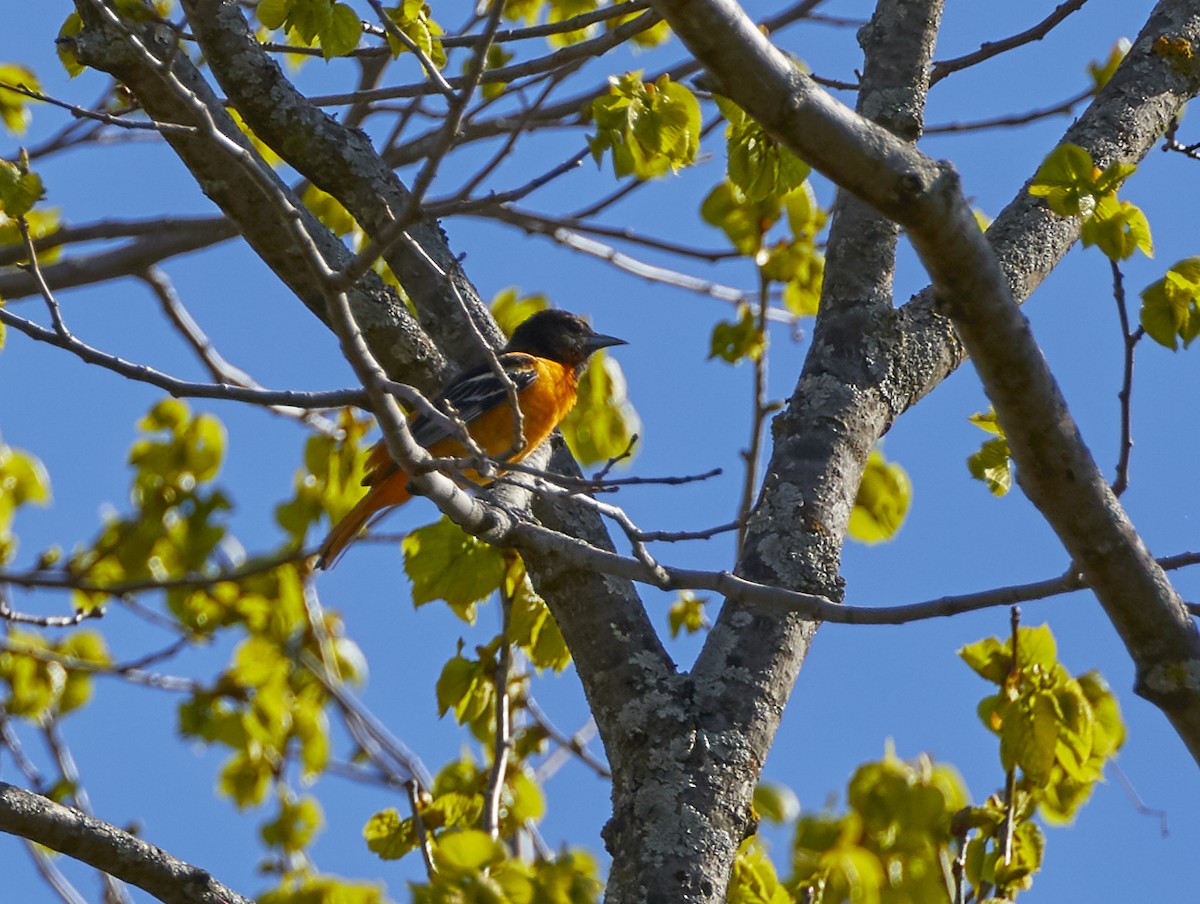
[668,591,709,638]
[403,516,506,621]
[0,159,44,219]
[848,449,911,544]
[0,65,40,134]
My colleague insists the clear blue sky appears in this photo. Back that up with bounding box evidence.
[3,1,1199,901]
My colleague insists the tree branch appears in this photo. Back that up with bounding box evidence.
[0,782,252,904]
[654,0,1200,765]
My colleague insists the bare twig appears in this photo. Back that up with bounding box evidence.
[924,87,1092,134]
[307,10,663,106]
[1001,607,1021,867]
[142,267,340,433]
[0,304,365,409]
[526,697,610,779]
[479,205,741,263]
[0,81,196,135]
[406,780,437,878]
[930,0,1092,84]
[737,274,772,552]
[1108,759,1169,837]
[1109,259,1140,497]
[0,596,105,628]
[484,575,515,840]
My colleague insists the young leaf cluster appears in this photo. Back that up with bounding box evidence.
[588,71,701,181]
[735,623,1124,904]
[1029,144,1152,262]
[961,625,1125,825]
[967,409,1013,497]
[257,0,365,60]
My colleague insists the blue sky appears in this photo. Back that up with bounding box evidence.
[3,1,1200,901]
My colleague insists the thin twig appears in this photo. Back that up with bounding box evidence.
[0,592,105,628]
[737,275,772,552]
[364,0,456,99]
[1001,607,1021,868]
[0,81,196,135]
[0,305,365,409]
[924,88,1092,134]
[307,10,663,106]
[930,0,1092,84]
[1108,759,1169,837]
[142,267,340,433]
[484,574,515,840]
[407,779,437,878]
[1110,259,1140,497]
[526,697,610,779]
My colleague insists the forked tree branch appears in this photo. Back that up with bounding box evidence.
[652,0,1200,762]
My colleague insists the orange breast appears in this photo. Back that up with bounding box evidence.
[428,357,578,471]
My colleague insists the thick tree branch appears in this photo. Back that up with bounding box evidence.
[67,0,440,388]
[653,0,1200,765]
[0,782,252,904]
[179,0,497,368]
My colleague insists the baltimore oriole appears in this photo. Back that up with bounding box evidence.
[316,309,625,568]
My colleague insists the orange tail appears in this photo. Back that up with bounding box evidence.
[315,474,413,569]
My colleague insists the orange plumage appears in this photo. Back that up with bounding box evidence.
[316,310,624,568]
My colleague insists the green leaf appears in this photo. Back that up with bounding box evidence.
[560,349,641,465]
[56,15,86,77]
[363,808,419,861]
[321,2,361,58]
[994,821,1044,890]
[668,591,708,638]
[506,558,571,672]
[1080,195,1153,261]
[403,516,506,621]
[715,95,810,202]
[589,72,700,180]
[257,0,290,29]
[1140,257,1200,350]
[1016,624,1058,672]
[261,875,386,904]
[1000,691,1060,785]
[700,180,781,256]
[490,287,548,338]
[0,64,41,134]
[709,304,765,364]
[1077,670,1126,757]
[435,651,491,721]
[959,637,1012,685]
[504,768,546,825]
[219,751,273,808]
[385,2,447,68]
[968,436,1013,496]
[262,794,324,854]
[728,837,791,904]
[1028,143,1101,217]
[0,159,45,219]
[752,781,799,825]
[848,449,911,544]
[1088,39,1130,90]
[435,829,507,873]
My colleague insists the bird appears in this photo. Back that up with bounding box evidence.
[315,309,626,568]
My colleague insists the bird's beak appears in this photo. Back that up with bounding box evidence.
[585,332,627,353]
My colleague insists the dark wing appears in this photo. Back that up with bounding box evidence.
[409,352,540,448]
